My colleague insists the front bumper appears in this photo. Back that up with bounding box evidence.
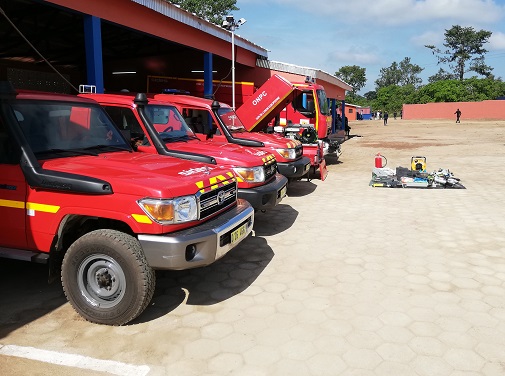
[138,199,254,270]
[277,156,311,178]
[237,173,288,210]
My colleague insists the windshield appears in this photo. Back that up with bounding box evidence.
[144,104,197,141]
[217,107,247,133]
[11,101,131,158]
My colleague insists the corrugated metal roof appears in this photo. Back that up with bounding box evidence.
[131,0,268,57]
[257,60,353,91]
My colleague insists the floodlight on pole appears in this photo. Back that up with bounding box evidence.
[222,15,246,111]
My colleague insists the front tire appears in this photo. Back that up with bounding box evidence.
[61,229,155,325]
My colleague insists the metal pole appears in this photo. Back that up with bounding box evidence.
[231,29,235,110]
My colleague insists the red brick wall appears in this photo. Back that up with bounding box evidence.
[402,100,505,120]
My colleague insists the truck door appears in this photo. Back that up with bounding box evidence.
[0,116,27,249]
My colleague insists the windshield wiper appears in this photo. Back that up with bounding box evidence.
[161,135,198,142]
[82,145,131,152]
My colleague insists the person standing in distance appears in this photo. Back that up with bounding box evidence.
[455,108,462,123]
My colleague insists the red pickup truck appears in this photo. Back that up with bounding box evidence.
[152,93,313,181]
[80,92,288,211]
[0,83,254,325]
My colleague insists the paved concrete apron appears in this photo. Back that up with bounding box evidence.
[1,119,505,375]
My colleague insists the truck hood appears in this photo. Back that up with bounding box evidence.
[231,131,301,150]
[40,151,232,197]
[165,138,273,167]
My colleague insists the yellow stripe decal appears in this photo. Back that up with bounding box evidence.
[132,214,152,224]
[1,200,58,214]
[26,202,60,213]
[0,199,25,209]
[193,172,236,193]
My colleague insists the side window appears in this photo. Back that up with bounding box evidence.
[0,117,20,164]
[182,108,217,135]
[103,106,145,143]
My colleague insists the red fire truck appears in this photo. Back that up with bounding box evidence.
[151,93,314,181]
[236,75,342,165]
[80,92,288,212]
[0,83,254,325]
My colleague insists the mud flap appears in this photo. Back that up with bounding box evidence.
[319,159,328,181]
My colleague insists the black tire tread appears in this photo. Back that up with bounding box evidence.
[61,229,155,325]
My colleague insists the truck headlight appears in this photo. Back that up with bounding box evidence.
[233,166,265,183]
[138,196,198,224]
[276,148,297,160]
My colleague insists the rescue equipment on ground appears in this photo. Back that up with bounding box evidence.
[370,155,465,189]
[411,156,427,172]
[375,153,387,168]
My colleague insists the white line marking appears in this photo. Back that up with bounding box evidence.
[0,344,150,376]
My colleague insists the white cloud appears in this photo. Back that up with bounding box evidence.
[410,30,444,47]
[488,31,505,49]
[328,49,381,65]
[252,0,505,26]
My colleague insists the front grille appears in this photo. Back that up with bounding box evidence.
[198,182,237,219]
[295,144,303,158]
[264,159,277,180]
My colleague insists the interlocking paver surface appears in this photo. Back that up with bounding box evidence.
[1,119,505,375]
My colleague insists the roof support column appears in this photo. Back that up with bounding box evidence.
[340,100,346,131]
[330,98,336,133]
[83,15,104,93]
[203,52,213,99]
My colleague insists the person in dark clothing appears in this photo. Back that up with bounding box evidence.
[455,108,461,123]
[393,112,397,120]
[383,112,389,126]
[344,117,351,137]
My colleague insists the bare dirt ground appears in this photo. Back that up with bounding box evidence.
[2,118,505,375]
[336,118,505,173]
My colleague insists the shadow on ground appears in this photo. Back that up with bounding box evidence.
[286,180,317,197]
[134,235,273,323]
[0,259,66,339]
[253,203,298,237]
[0,235,274,329]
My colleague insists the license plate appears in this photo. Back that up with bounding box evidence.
[231,223,247,244]
[279,184,287,199]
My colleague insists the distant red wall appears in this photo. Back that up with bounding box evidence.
[403,100,505,120]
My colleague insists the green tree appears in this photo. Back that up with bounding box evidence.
[428,68,457,83]
[335,65,366,94]
[363,91,377,101]
[374,84,417,113]
[425,25,492,80]
[170,0,239,26]
[375,57,423,90]
[410,78,505,103]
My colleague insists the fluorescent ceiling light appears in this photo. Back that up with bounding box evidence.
[191,70,217,73]
[112,71,136,75]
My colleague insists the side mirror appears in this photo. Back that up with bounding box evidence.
[205,126,213,139]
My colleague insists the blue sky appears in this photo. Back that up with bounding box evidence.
[233,0,505,93]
